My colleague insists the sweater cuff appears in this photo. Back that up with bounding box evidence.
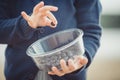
[62,66,86,80]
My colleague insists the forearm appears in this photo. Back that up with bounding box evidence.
[73,0,102,67]
[82,24,101,67]
[60,0,102,80]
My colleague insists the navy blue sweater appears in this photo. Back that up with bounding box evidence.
[0,0,102,80]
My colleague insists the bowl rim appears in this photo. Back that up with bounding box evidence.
[26,28,84,57]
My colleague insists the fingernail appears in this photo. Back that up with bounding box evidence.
[54,7,58,11]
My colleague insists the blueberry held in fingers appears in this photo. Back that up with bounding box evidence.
[51,22,55,26]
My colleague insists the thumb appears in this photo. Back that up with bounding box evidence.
[21,11,36,28]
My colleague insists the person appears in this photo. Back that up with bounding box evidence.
[0,0,102,80]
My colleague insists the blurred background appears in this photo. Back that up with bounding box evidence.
[87,0,120,80]
[0,0,120,80]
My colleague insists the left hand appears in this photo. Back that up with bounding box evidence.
[48,56,88,76]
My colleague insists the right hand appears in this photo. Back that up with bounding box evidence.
[21,1,58,28]
[48,56,88,76]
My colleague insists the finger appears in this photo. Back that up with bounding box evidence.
[44,17,56,28]
[75,56,88,69]
[39,6,58,12]
[51,66,65,76]
[33,1,44,14]
[21,11,30,22]
[46,11,58,26]
[21,11,37,28]
[80,56,88,65]
[44,17,53,27]
[68,59,75,71]
[60,59,69,73]
[48,71,55,75]
[73,56,84,69]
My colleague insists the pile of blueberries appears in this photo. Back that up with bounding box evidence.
[34,42,82,71]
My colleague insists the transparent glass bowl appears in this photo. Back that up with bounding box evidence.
[26,28,85,71]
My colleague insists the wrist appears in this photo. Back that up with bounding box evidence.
[27,21,37,29]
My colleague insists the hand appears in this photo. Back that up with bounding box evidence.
[48,56,88,76]
[21,1,58,28]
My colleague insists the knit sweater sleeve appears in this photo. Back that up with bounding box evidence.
[0,0,37,45]
[62,0,102,80]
